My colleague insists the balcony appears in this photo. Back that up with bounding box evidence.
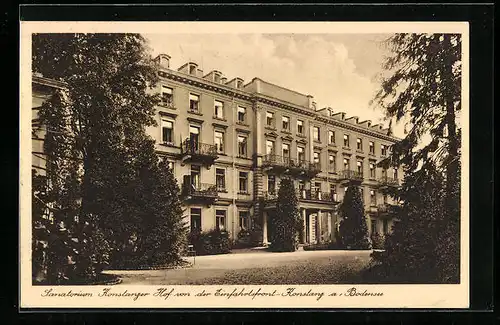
[338,169,364,185]
[181,181,218,206]
[179,139,218,167]
[262,154,321,178]
[377,176,400,190]
[261,190,339,205]
[298,190,339,204]
[376,203,397,215]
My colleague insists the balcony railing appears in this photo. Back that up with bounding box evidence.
[338,169,364,182]
[179,139,218,166]
[377,176,399,187]
[377,203,389,213]
[182,182,218,200]
[262,154,321,176]
[261,190,338,204]
[298,190,338,203]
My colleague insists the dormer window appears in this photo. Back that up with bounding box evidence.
[189,64,197,75]
[214,73,221,83]
[235,79,242,88]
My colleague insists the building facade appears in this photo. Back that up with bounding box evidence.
[149,54,401,246]
[31,54,402,247]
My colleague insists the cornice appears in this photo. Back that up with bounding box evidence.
[158,69,253,102]
[315,116,400,143]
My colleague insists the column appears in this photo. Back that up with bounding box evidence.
[317,209,322,243]
[262,210,268,245]
[327,211,332,241]
[302,208,307,244]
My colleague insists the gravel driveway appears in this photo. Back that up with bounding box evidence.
[104,249,372,285]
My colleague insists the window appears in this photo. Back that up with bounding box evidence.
[161,86,173,106]
[381,144,387,156]
[239,211,250,229]
[237,106,246,123]
[214,131,224,153]
[189,94,200,112]
[216,168,225,191]
[329,154,336,172]
[266,112,275,127]
[190,208,201,232]
[369,163,376,178]
[161,119,173,144]
[371,219,377,234]
[191,165,201,187]
[266,140,275,155]
[328,131,335,144]
[393,168,398,180]
[383,194,388,204]
[383,219,389,234]
[382,168,387,178]
[282,116,290,131]
[268,175,276,194]
[330,184,337,201]
[282,143,290,160]
[238,135,247,157]
[298,180,305,192]
[313,151,320,165]
[343,134,350,147]
[370,190,376,205]
[189,65,197,75]
[357,138,363,150]
[297,146,305,162]
[313,126,320,141]
[239,172,248,193]
[357,160,363,174]
[214,73,221,83]
[215,210,226,230]
[297,120,304,134]
[369,141,375,154]
[214,100,224,119]
[343,158,350,170]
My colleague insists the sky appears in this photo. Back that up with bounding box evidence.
[144,33,405,137]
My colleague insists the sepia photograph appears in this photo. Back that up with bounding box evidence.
[21,21,469,308]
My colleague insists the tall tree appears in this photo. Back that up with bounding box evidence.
[338,185,371,250]
[32,33,186,282]
[371,33,461,282]
[269,178,302,252]
[371,163,446,283]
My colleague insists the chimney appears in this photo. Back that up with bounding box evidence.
[155,54,171,69]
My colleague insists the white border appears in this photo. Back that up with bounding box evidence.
[20,21,469,309]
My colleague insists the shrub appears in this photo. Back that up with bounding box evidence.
[338,186,371,250]
[303,241,340,251]
[371,232,386,250]
[188,229,232,255]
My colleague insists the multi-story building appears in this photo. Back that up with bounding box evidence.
[30,53,402,247]
[149,54,402,246]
